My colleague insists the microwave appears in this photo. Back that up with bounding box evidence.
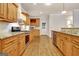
[11,27,21,32]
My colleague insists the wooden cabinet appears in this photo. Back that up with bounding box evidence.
[7,4,12,21]
[3,4,7,19]
[0,3,7,19]
[0,4,4,18]
[22,12,30,25]
[53,31,72,56]
[0,3,18,22]
[2,36,18,56]
[12,4,17,22]
[72,36,79,56]
[30,29,40,42]
[0,33,26,56]
[30,18,40,26]
[56,33,61,49]
[3,43,18,56]
[72,42,79,56]
[56,33,65,54]
[18,34,26,55]
[26,16,30,25]
[8,3,18,22]
[0,40,1,52]
[63,35,72,56]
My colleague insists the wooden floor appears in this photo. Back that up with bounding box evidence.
[22,35,63,56]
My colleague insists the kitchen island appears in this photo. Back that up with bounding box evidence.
[0,32,26,56]
[52,31,79,56]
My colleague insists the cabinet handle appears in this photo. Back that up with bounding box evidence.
[73,44,79,49]
[73,41,79,46]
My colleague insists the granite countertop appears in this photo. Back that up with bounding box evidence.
[0,32,25,39]
[52,30,79,37]
[65,32,79,36]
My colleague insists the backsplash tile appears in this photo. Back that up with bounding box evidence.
[0,22,20,33]
[0,22,9,33]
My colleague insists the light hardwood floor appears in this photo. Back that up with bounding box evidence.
[22,35,63,56]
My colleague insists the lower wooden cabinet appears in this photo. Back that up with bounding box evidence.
[0,40,1,52]
[3,43,18,56]
[63,37,72,56]
[0,33,26,56]
[18,34,26,55]
[72,36,79,56]
[56,33,61,49]
[30,29,40,42]
[52,31,79,56]
[72,42,79,56]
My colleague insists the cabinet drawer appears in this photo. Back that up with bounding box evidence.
[72,42,79,56]
[2,36,17,45]
[2,40,17,49]
[3,43,18,56]
[72,36,79,43]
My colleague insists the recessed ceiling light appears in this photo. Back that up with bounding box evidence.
[45,3,51,6]
[62,11,67,14]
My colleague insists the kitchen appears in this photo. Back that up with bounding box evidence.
[0,3,79,56]
[0,3,40,56]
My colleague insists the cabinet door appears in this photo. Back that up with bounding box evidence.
[8,4,13,21]
[26,16,30,25]
[36,19,40,26]
[72,42,79,56]
[0,3,4,18]
[56,33,61,49]
[2,36,18,56]
[0,40,1,52]
[13,4,17,22]
[63,38,72,56]
[3,43,18,56]
[18,34,26,55]
[3,3,7,19]
[8,3,17,22]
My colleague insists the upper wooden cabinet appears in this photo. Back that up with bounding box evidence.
[30,18,40,26]
[0,3,7,19]
[8,3,18,22]
[26,16,30,25]
[0,3,18,22]
[22,12,30,25]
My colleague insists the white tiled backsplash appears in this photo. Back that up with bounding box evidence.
[0,22,9,33]
[0,22,20,33]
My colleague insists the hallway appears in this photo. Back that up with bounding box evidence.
[22,36,63,56]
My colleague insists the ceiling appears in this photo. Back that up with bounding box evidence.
[21,3,79,17]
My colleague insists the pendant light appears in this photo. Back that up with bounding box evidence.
[62,3,67,14]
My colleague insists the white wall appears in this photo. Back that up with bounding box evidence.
[49,14,67,37]
[73,9,79,27]
[40,15,49,36]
